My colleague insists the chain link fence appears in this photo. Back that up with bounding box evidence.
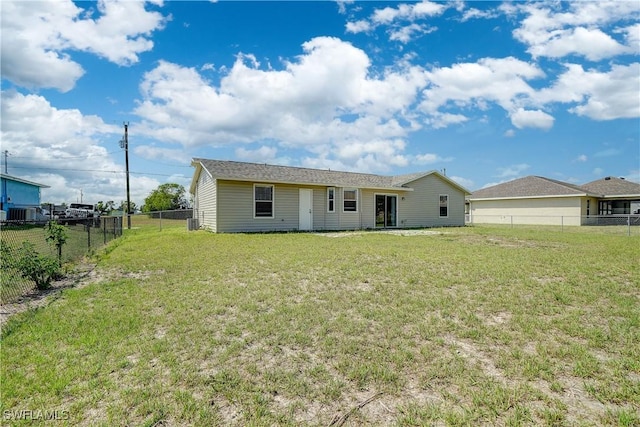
[466,214,640,236]
[115,209,194,231]
[0,217,122,303]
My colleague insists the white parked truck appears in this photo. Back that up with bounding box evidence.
[64,203,99,223]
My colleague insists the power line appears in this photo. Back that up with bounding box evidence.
[4,150,124,160]
[7,165,184,177]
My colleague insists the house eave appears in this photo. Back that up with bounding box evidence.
[0,173,50,188]
[599,194,640,200]
[189,161,213,194]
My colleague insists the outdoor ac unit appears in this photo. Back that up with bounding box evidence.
[25,208,36,220]
[187,218,199,231]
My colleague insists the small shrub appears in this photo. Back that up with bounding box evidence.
[11,242,61,290]
[0,240,14,269]
[45,221,68,265]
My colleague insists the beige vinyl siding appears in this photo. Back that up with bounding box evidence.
[194,173,467,232]
[401,175,466,227]
[312,188,341,230]
[338,187,362,230]
[195,171,216,231]
[216,180,300,232]
[217,183,336,232]
[360,189,378,229]
[469,197,584,226]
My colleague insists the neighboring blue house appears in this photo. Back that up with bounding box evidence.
[1,173,50,220]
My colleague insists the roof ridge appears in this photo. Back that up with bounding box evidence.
[535,176,587,192]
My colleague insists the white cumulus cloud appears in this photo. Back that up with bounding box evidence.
[420,57,544,117]
[512,1,640,60]
[510,108,555,130]
[1,0,168,92]
[0,91,157,205]
[346,0,447,43]
[133,37,430,173]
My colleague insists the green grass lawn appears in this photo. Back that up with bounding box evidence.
[1,225,638,426]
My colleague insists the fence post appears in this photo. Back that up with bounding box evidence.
[561,216,563,232]
[510,215,513,228]
[87,221,91,249]
[160,210,163,231]
[103,217,107,244]
[628,215,631,236]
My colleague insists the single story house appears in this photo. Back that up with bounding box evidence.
[467,175,640,226]
[1,173,50,221]
[190,158,470,233]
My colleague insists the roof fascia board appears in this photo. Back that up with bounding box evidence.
[0,174,50,188]
[599,194,640,199]
[189,161,204,194]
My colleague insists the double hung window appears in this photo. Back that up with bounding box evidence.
[254,184,274,218]
[439,194,449,217]
[343,188,358,212]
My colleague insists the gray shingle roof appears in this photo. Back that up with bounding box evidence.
[581,177,640,196]
[469,175,640,200]
[194,158,398,189]
[469,176,593,199]
[192,158,470,193]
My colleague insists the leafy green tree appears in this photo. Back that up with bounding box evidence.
[118,200,137,213]
[142,183,187,213]
[96,200,115,215]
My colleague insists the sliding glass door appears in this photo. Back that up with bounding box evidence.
[375,195,397,228]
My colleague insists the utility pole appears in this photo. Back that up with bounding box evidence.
[1,151,7,211]
[120,123,131,229]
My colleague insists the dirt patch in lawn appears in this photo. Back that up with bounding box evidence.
[444,335,621,425]
[315,229,444,238]
[0,261,97,327]
[0,264,160,328]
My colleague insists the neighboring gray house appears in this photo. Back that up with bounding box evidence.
[190,159,470,233]
[467,175,640,226]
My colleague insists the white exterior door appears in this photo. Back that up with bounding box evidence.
[299,188,313,231]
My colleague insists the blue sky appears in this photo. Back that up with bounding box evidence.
[1,0,639,206]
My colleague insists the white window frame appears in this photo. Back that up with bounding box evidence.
[254,184,274,219]
[439,194,449,218]
[327,187,335,213]
[343,188,358,213]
